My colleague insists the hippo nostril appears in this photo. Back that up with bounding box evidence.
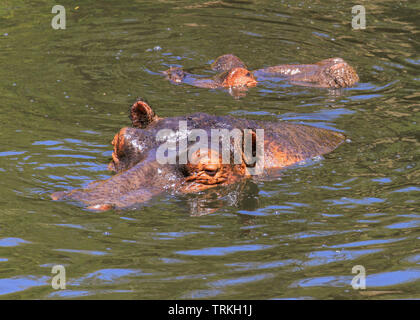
[205,169,218,177]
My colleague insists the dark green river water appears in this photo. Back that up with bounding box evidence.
[0,0,419,299]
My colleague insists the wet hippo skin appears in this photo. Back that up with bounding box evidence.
[52,99,345,211]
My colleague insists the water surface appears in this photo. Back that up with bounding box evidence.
[0,0,419,299]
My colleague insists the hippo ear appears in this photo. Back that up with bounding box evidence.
[129,98,159,128]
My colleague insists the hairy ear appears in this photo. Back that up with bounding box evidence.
[129,98,159,128]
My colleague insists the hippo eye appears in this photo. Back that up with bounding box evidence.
[246,72,251,77]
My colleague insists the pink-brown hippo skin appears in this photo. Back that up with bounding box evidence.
[165,54,359,91]
[254,57,359,88]
[51,98,345,211]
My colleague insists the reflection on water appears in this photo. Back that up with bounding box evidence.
[0,0,419,299]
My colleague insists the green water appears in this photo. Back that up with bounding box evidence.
[0,0,419,299]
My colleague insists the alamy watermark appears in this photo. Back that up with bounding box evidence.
[51,265,66,289]
[351,265,366,289]
[51,5,66,30]
[155,121,265,175]
[352,5,366,30]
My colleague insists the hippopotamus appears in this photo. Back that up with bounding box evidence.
[165,54,359,94]
[51,99,346,211]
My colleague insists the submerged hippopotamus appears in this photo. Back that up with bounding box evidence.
[52,99,345,211]
[165,54,359,94]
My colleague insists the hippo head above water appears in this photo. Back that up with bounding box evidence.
[52,99,346,211]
